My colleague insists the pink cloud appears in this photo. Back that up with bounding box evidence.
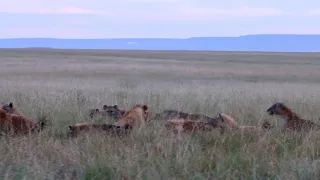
[0,6,293,21]
[2,7,105,15]
[59,7,101,14]
[61,19,90,25]
[127,0,182,2]
[2,27,97,38]
[177,7,291,19]
[99,7,292,21]
[306,9,320,15]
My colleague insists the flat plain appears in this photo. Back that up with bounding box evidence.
[1,48,320,179]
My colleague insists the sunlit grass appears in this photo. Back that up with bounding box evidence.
[0,49,320,179]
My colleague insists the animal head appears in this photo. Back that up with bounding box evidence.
[138,104,149,121]
[218,113,238,128]
[266,102,288,116]
[88,108,100,118]
[115,104,149,127]
[1,102,20,115]
[103,105,119,111]
[67,123,92,137]
[205,114,229,134]
[103,105,125,118]
[124,104,148,118]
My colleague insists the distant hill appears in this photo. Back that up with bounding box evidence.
[1,34,320,52]
[26,47,53,49]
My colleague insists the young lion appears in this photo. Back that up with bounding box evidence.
[114,104,149,128]
[218,113,272,134]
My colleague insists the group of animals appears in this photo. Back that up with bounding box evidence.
[1,101,320,138]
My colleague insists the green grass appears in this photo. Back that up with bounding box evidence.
[0,49,320,179]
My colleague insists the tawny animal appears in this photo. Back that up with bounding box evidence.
[154,110,227,134]
[266,102,320,132]
[67,122,131,137]
[114,104,149,128]
[1,102,22,115]
[165,118,226,134]
[218,113,272,133]
[0,108,47,135]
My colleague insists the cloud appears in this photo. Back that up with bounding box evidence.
[306,9,320,15]
[0,7,105,15]
[55,7,101,14]
[102,7,291,21]
[1,27,96,38]
[38,7,105,14]
[0,6,292,21]
[177,7,291,19]
[127,0,182,2]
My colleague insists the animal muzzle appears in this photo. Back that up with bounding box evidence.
[67,131,77,138]
[266,108,274,115]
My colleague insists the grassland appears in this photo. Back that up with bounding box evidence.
[1,48,320,179]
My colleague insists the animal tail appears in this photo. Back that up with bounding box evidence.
[35,115,49,132]
[218,113,238,128]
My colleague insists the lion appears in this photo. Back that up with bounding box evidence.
[218,113,272,134]
[266,102,320,132]
[67,122,131,137]
[114,104,149,128]
[0,108,47,135]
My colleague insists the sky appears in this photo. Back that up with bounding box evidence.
[1,0,320,38]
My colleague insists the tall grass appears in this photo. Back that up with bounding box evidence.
[0,86,320,179]
[1,49,320,179]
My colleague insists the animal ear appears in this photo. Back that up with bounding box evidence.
[279,103,286,108]
[142,105,148,111]
[218,113,224,121]
[68,126,73,131]
[9,103,13,108]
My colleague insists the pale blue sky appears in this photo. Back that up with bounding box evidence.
[1,0,320,38]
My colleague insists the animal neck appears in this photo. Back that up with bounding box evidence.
[282,107,300,120]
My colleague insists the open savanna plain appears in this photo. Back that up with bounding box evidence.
[1,49,320,180]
